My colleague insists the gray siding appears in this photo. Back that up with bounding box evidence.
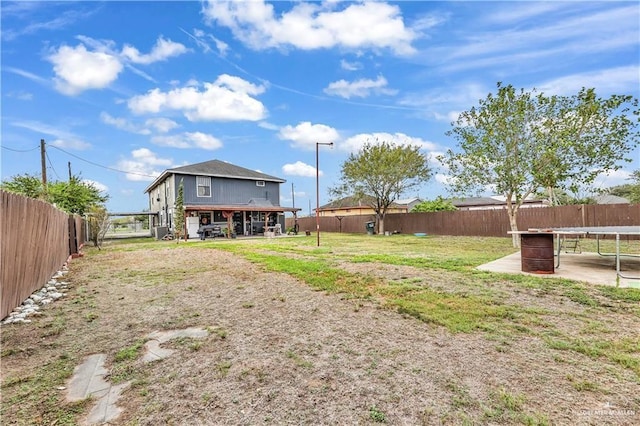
[213,178,280,205]
[174,174,280,206]
[176,175,202,204]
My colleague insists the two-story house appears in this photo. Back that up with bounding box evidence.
[145,159,300,238]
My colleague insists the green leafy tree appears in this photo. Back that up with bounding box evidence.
[173,179,185,242]
[47,176,108,215]
[87,204,111,249]
[331,141,432,234]
[411,196,457,212]
[439,83,639,246]
[603,169,640,203]
[0,173,44,198]
[1,173,108,215]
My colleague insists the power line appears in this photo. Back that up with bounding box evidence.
[47,144,158,179]
[45,151,61,180]
[1,144,40,152]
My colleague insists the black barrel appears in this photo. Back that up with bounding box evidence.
[520,233,554,274]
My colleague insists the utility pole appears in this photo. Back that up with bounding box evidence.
[315,141,333,246]
[291,183,298,234]
[68,161,72,181]
[40,139,47,192]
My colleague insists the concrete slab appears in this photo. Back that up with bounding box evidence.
[86,382,130,425]
[66,354,130,425]
[143,327,209,363]
[477,251,640,288]
[66,354,110,402]
[142,340,175,363]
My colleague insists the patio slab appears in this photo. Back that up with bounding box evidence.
[477,251,640,288]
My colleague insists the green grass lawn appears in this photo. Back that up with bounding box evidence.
[106,233,640,377]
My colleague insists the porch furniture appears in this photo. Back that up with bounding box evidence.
[198,225,225,239]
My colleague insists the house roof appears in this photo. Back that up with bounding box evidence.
[594,194,630,204]
[144,159,286,193]
[318,195,408,210]
[395,197,422,206]
[451,196,546,207]
[451,197,506,207]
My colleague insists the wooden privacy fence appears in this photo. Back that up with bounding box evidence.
[288,204,639,237]
[0,191,85,319]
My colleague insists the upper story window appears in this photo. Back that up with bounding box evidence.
[197,176,211,197]
[256,180,265,187]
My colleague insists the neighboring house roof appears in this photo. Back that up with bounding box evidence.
[144,159,285,193]
[451,196,547,208]
[451,197,506,208]
[396,197,422,206]
[594,194,630,204]
[318,195,413,210]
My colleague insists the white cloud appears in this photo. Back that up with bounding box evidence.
[48,44,123,95]
[277,121,339,150]
[202,0,417,55]
[115,148,172,182]
[151,132,223,150]
[323,75,397,99]
[434,173,451,185]
[5,66,49,85]
[485,3,566,24]
[341,132,438,153]
[145,117,179,133]
[258,121,279,131]
[82,179,108,193]
[100,112,151,135]
[340,59,362,71]
[399,83,488,121]
[121,36,188,64]
[411,12,449,31]
[6,91,33,100]
[101,113,180,135]
[2,7,97,42]
[431,4,639,74]
[11,120,91,150]
[47,36,189,95]
[127,74,267,122]
[50,138,91,150]
[282,161,319,177]
[433,111,462,123]
[592,169,633,190]
[537,66,640,96]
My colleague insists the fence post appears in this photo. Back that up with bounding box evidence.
[68,215,78,256]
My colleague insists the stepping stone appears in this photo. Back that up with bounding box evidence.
[67,354,110,402]
[143,327,209,363]
[67,353,130,424]
[86,381,130,425]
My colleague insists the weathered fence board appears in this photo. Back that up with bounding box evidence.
[0,191,85,319]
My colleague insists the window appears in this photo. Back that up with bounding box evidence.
[256,180,265,187]
[197,176,211,197]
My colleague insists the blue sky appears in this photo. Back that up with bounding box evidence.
[2,1,639,214]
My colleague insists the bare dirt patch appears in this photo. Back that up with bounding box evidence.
[2,244,639,425]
